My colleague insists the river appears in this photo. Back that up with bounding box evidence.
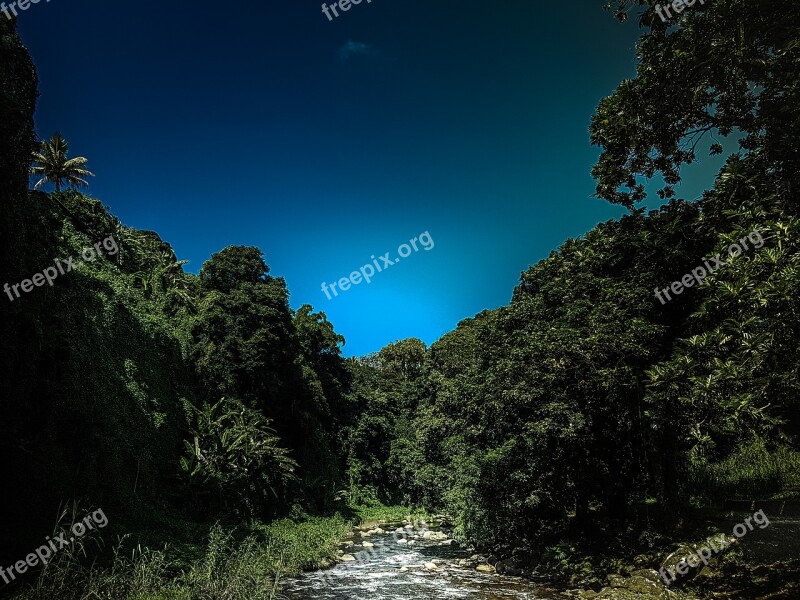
[279,521,561,599]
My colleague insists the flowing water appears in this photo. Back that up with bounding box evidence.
[280,524,560,600]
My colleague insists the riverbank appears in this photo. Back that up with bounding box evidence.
[477,509,800,600]
[299,507,800,600]
[287,506,800,600]
[3,506,407,600]
[5,504,799,599]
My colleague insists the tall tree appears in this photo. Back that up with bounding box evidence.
[592,0,800,210]
[191,247,347,507]
[31,133,94,192]
[192,246,296,413]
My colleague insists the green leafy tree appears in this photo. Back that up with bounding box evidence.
[199,245,270,293]
[293,304,348,416]
[192,246,296,410]
[191,247,349,507]
[593,0,800,209]
[342,339,429,505]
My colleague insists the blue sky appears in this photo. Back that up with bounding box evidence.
[17,0,724,356]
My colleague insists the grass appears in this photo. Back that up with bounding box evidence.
[253,516,350,571]
[688,438,800,500]
[4,504,420,600]
[7,516,350,600]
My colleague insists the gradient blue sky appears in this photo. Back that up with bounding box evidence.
[17,0,723,356]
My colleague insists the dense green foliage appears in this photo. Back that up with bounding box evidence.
[179,397,299,517]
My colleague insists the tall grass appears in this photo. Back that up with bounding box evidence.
[9,516,350,600]
[689,437,800,500]
[253,516,349,572]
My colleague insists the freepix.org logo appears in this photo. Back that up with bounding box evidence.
[1,0,52,21]
[0,509,108,586]
[321,0,372,22]
[654,229,764,305]
[655,0,713,23]
[321,231,434,300]
[659,509,770,585]
[4,235,118,302]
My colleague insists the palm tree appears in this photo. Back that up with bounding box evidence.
[30,133,95,192]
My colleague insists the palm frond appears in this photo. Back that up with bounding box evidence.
[30,133,95,191]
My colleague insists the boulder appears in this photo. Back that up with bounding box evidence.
[340,554,356,562]
[496,558,523,576]
[422,530,449,541]
[457,558,478,568]
[476,564,496,574]
[658,534,736,585]
[593,570,681,600]
[607,574,627,588]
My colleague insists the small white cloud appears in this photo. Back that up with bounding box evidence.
[338,40,372,63]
